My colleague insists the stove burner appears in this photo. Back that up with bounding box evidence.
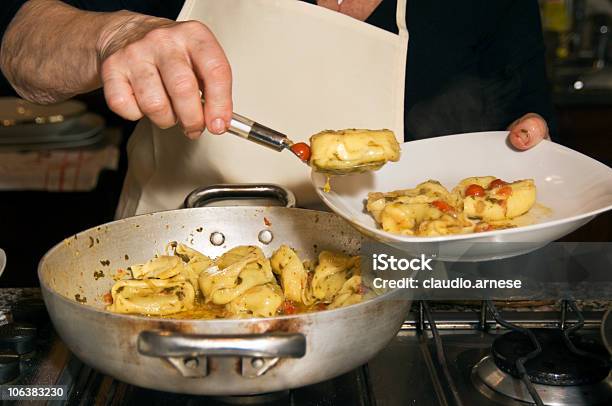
[473,355,612,406]
[0,350,20,384]
[0,323,37,355]
[492,328,610,385]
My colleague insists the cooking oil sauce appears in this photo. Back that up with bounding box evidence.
[161,297,226,319]
[488,203,553,229]
[323,176,331,193]
[160,296,325,319]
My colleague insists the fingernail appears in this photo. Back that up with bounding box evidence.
[211,118,226,134]
[186,130,202,139]
[518,128,530,145]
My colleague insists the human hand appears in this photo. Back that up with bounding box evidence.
[98,13,232,138]
[507,113,549,150]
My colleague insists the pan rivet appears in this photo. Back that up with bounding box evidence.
[185,357,199,369]
[210,232,225,246]
[251,358,264,369]
[258,230,273,245]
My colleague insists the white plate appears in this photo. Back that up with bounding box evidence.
[312,131,612,261]
[0,113,104,143]
[0,97,86,126]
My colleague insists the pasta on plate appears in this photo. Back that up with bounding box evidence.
[366,177,538,236]
[105,243,368,318]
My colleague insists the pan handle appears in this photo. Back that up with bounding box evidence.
[137,331,306,378]
[184,184,296,208]
[138,331,306,358]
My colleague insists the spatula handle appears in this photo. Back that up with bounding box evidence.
[228,112,292,152]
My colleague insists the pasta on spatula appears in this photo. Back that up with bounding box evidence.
[309,129,400,175]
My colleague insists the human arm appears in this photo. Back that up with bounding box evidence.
[0,0,232,136]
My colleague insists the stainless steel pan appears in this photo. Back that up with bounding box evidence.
[38,185,411,395]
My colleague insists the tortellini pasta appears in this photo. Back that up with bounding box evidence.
[311,251,361,303]
[169,243,213,289]
[270,245,310,304]
[107,276,195,316]
[128,255,183,280]
[226,283,284,318]
[367,181,473,236]
[198,246,275,305]
[105,243,365,319]
[367,177,537,236]
[453,177,536,221]
[328,275,363,309]
[309,129,400,173]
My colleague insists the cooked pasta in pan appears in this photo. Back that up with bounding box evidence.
[105,243,367,318]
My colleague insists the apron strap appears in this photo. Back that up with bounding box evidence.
[396,0,408,38]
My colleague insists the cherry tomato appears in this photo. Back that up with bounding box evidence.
[282,300,297,315]
[475,223,492,233]
[431,200,454,213]
[290,142,311,162]
[465,184,485,197]
[488,179,508,189]
[103,293,113,305]
[496,186,513,198]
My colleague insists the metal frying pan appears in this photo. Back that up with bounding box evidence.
[38,185,411,396]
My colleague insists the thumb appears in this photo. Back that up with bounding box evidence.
[508,113,549,150]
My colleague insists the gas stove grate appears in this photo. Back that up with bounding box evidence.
[417,299,612,406]
[485,299,545,406]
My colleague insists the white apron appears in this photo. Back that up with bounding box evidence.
[116,0,408,218]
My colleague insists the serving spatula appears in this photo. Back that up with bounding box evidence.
[225,112,385,175]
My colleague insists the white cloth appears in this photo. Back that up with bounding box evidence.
[116,0,408,218]
[0,134,119,192]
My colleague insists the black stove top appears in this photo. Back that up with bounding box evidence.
[0,290,610,406]
[60,362,373,406]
